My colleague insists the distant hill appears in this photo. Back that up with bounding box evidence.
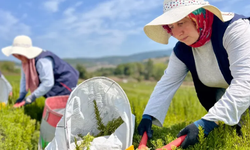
[63,49,172,68]
[1,49,173,72]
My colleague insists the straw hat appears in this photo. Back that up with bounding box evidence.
[144,0,235,44]
[2,35,43,59]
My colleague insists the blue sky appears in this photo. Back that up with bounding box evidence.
[0,0,249,61]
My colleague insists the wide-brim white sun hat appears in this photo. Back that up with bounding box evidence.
[144,0,235,44]
[2,35,42,59]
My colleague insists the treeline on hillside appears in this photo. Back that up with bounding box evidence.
[76,59,192,82]
[76,59,165,81]
[0,61,20,74]
[0,59,192,82]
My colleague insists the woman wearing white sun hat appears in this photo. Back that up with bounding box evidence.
[1,35,79,106]
[137,0,250,148]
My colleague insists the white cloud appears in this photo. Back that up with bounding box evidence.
[37,0,163,57]
[81,0,162,20]
[0,9,31,41]
[50,0,162,34]
[21,13,28,20]
[37,32,58,39]
[43,0,65,13]
[74,1,83,7]
[43,0,161,36]
[63,7,75,16]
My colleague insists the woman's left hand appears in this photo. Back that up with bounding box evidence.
[177,119,218,149]
[24,94,37,105]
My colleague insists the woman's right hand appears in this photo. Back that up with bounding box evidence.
[15,97,24,104]
[14,92,27,104]
[137,115,153,139]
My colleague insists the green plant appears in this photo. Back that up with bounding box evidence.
[93,99,124,136]
[2,75,250,150]
[75,100,124,149]
[75,133,94,150]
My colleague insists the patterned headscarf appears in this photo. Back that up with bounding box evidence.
[163,8,214,47]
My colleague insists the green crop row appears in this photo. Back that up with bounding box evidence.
[1,76,250,150]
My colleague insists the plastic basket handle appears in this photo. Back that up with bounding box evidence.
[156,135,187,150]
[138,132,148,149]
[13,101,26,108]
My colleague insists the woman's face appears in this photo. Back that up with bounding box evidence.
[13,54,28,63]
[168,17,199,45]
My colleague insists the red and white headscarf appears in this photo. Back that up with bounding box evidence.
[163,8,214,48]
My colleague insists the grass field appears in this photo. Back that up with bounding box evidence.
[1,75,250,150]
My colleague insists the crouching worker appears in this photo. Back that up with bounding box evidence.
[1,35,79,106]
[0,70,12,105]
[137,0,250,149]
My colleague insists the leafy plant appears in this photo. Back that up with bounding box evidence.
[1,76,250,150]
[93,99,124,136]
[75,133,94,150]
[74,100,124,149]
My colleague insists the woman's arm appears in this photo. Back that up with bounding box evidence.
[143,51,189,127]
[31,57,54,98]
[20,68,27,94]
[203,18,250,125]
